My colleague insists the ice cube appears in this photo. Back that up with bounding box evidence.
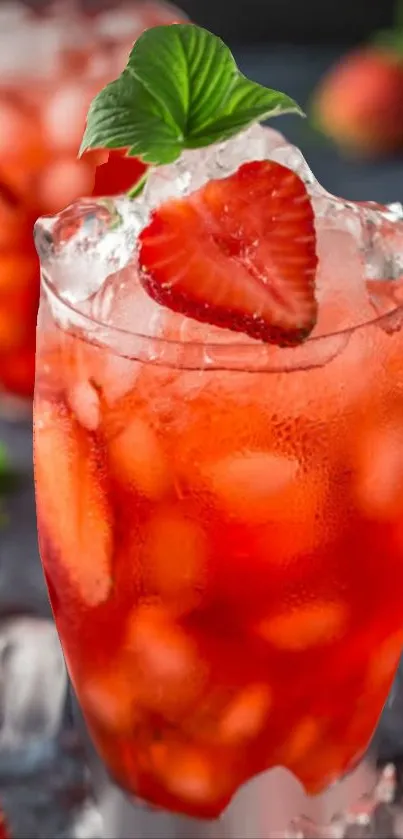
[205,123,285,177]
[270,141,318,187]
[313,199,403,335]
[363,204,403,282]
[89,263,165,339]
[142,150,199,208]
[314,228,375,335]
[82,263,168,400]
[0,617,66,749]
[143,124,289,210]
[34,196,146,316]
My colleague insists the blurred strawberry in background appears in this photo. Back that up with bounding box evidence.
[311,0,403,158]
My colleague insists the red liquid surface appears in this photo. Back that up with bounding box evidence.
[34,295,403,819]
[0,1,181,403]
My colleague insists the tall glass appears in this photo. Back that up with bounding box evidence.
[33,196,403,838]
[0,0,183,418]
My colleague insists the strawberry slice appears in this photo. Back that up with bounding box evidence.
[138,160,318,346]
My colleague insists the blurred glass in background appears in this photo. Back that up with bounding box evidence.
[0,0,183,418]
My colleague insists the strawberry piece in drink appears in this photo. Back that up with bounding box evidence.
[216,683,272,746]
[125,604,207,720]
[256,600,348,651]
[108,415,171,501]
[34,399,113,607]
[149,739,236,814]
[141,504,207,611]
[200,450,327,572]
[354,415,403,520]
[81,662,143,733]
[202,451,299,525]
[139,160,318,347]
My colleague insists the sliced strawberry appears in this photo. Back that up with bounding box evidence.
[34,399,113,607]
[138,160,318,346]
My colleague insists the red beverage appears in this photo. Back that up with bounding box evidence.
[0,0,183,412]
[33,138,403,818]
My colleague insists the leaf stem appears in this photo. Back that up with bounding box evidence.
[127,170,149,199]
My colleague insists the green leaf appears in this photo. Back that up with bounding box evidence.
[187,75,302,146]
[127,170,149,198]
[82,72,183,165]
[80,24,302,166]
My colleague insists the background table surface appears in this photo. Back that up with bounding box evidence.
[2,43,403,778]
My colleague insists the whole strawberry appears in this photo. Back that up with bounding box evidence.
[311,5,403,158]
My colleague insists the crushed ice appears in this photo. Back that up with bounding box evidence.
[34,123,403,362]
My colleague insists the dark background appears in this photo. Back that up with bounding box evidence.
[168,0,403,205]
[178,0,395,44]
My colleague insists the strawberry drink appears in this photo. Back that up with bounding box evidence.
[0,0,182,416]
[33,23,403,838]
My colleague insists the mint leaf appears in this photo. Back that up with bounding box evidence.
[187,75,300,146]
[82,72,182,165]
[80,24,302,165]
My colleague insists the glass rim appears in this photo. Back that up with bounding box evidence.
[40,268,403,374]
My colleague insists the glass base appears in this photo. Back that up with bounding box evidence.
[0,391,32,422]
[98,764,389,839]
[73,698,396,838]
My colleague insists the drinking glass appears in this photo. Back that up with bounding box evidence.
[0,0,183,418]
[33,192,403,838]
